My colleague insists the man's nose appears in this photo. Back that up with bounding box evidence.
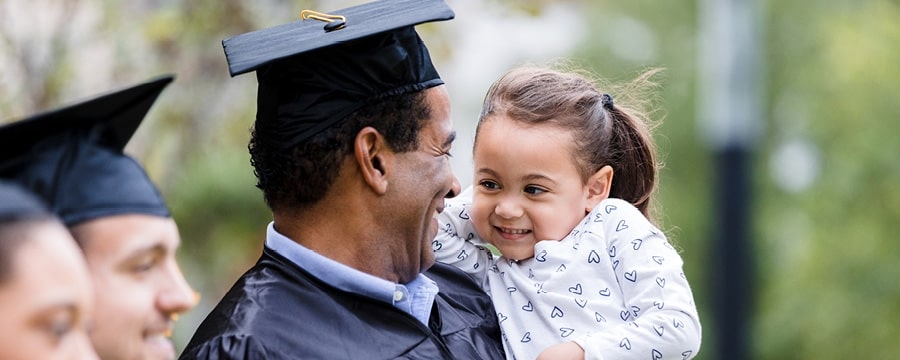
[445,174,461,198]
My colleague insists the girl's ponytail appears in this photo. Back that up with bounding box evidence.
[604,102,659,221]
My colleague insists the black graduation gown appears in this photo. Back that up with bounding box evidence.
[180,247,505,360]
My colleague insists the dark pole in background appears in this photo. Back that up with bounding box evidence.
[698,0,763,359]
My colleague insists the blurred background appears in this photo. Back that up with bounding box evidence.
[2,0,898,358]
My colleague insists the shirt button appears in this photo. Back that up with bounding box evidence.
[393,290,404,302]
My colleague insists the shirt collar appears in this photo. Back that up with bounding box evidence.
[264,222,438,324]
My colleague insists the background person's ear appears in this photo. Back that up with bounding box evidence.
[354,127,392,195]
[585,165,614,212]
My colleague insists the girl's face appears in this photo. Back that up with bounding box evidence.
[471,115,607,260]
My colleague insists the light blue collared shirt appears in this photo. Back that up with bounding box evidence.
[265,222,438,326]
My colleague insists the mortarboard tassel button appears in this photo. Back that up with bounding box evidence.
[324,20,346,32]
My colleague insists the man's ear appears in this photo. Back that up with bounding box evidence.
[354,127,392,195]
[585,165,614,212]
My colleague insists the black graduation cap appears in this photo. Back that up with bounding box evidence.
[0,180,51,222]
[222,0,455,149]
[0,76,174,226]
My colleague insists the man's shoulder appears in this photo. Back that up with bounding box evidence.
[427,262,484,293]
[179,333,268,360]
[427,262,495,316]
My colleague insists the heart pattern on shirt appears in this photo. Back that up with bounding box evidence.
[575,298,587,308]
[568,283,583,295]
[631,239,643,250]
[588,250,601,263]
[522,301,534,312]
[437,198,698,359]
[654,325,665,336]
[551,306,564,318]
[520,332,531,343]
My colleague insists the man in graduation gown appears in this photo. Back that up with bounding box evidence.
[0,76,197,360]
[180,0,505,359]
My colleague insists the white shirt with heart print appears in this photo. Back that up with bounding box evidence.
[433,191,702,360]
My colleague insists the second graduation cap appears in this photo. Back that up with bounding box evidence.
[222,0,455,150]
[0,76,174,226]
[0,180,52,222]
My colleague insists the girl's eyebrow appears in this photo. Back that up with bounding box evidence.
[475,168,499,177]
[522,174,557,185]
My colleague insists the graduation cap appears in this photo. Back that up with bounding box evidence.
[222,0,455,149]
[0,76,174,226]
[0,180,51,222]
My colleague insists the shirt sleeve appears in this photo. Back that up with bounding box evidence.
[432,187,493,289]
[574,199,702,360]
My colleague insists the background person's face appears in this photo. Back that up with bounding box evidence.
[0,221,97,360]
[72,214,195,360]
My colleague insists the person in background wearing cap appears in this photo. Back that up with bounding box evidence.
[0,76,197,360]
[181,0,504,359]
[0,181,98,359]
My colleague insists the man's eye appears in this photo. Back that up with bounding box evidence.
[132,257,158,273]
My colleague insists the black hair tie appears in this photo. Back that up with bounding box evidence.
[601,93,614,109]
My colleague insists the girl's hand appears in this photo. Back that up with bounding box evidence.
[536,341,585,360]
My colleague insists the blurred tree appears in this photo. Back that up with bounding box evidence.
[754,0,900,358]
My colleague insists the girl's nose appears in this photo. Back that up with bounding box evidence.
[494,197,523,219]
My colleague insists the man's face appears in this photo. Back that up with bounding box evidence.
[388,85,460,283]
[71,214,195,360]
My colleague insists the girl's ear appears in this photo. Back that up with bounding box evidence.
[585,165,614,213]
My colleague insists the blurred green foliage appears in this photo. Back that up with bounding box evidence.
[1,0,897,358]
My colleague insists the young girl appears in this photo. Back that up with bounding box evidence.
[433,65,701,359]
